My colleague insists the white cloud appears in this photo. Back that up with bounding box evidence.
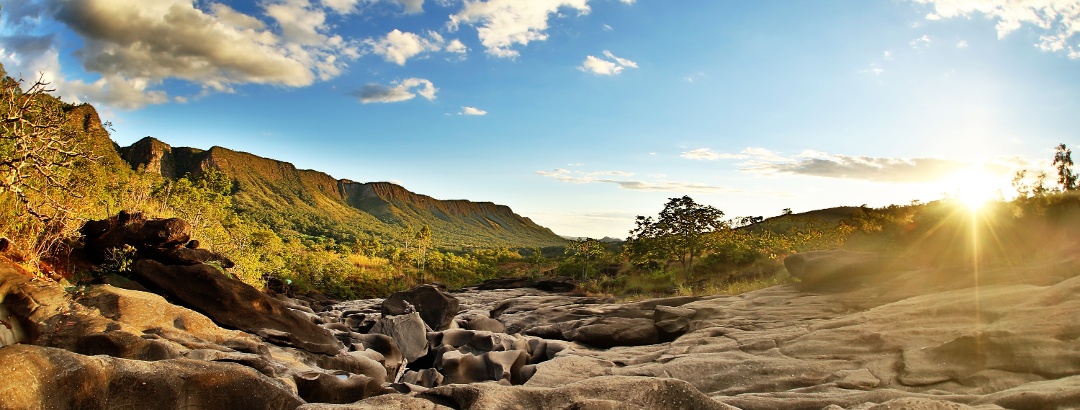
[320,0,361,14]
[683,147,786,162]
[603,24,614,31]
[536,168,732,193]
[354,78,437,103]
[0,0,360,110]
[367,29,442,65]
[861,63,885,75]
[461,106,487,115]
[448,0,590,58]
[446,39,467,54]
[956,39,969,48]
[619,0,635,3]
[603,50,637,68]
[912,0,1080,58]
[909,34,932,49]
[579,50,637,75]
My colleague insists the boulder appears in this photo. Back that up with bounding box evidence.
[784,250,883,291]
[382,285,459,331]
[129,259,343,355]
[371,312,429,362]
[0,344,303,410]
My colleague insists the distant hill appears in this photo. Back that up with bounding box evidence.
[118,136,565,249]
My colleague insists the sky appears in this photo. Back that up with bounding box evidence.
[1,0,1078,239]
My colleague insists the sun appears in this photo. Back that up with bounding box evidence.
[947,167,1001,212]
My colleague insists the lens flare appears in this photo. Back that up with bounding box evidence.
[947,167,1001,213]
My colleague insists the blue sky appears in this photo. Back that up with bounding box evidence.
[2,0,1078,238]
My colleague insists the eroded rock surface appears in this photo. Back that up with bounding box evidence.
[4,240,1080,409]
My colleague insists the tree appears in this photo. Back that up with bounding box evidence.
[1053,143,1077,191]
[415,225,432,274]
[626,196,727,278]
[0,72,98,255]
[566,238,604,280]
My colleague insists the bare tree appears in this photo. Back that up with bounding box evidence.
[0,74,97,255]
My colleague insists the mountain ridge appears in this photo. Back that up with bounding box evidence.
[118,136,564,249]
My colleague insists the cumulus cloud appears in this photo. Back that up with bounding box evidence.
[367,29,441,65]
[912,0,1080,58]
[460,106,487,115]
[366,29,467,64]
[0,0,361,109]
[579,50,637,75]
[536,168,732,193]
[446,39,468,54]
[448,0,590,58]
[353,78,437,103]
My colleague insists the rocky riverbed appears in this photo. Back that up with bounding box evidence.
[2,213,1079,409]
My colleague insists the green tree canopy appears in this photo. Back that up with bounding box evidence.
[626,196,727,278]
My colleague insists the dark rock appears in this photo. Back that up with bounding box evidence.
[654,305,695,336]
[382,285,460,331]
[401,368,444,388]
[133,217,191,249]
[353,333,404,376]
[784,250,884,291]
[146,246,235,267]
[566,317,659,348]
[294,371,386,404]
[129,259,343,355]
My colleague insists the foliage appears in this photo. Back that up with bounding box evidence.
[625,196,727,278]
[0,74,100,257]
[564,238,605,279]
[1053,143,1077,191]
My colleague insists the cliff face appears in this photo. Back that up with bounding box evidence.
[115,139,564,248]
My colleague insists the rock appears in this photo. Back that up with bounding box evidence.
[297,394,455,410]
[382,285,460,331]
[146,246,235,267]
[133,217,191,248]
[438,350,492,385]
[353,333,404,376]
[784,250,884,291]
[129,259,343,355]
[654,305,694,335]
[424,375,731,410]
[548,317,659,348]
[371,312,429,362]
[401,368,444,388]
[294,371,387,404]
[464,316,505,333]
[0,344,303,410]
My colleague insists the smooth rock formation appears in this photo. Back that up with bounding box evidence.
[381,285,460,331]
[130,259,343,355]
[0,344,303,410]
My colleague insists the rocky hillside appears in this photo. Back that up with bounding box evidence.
[3,211,1079,408]
[119,136,563,249]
